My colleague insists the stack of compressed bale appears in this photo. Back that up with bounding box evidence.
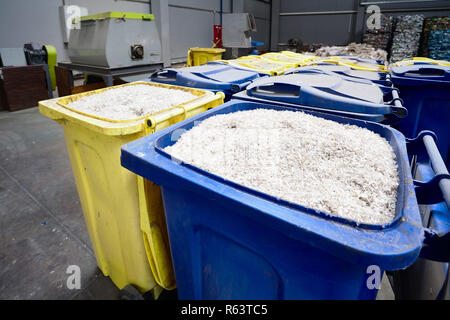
[419,16,450,58]
[390,15,425,63]
[363,14,395,52]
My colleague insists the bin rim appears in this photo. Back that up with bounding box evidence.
[260,52,312,66]
[39,84,224,136]
[287,65,388,79]
[151,65,261,88]
[308,59,388,73]
[286,66,392,86]
[230,92,388,122]
[188,47,226,53]
[121,100,424,270]
[207,61,271,77]
[56,81,210,123]
[389,64,450,85]
[390,57,450,68]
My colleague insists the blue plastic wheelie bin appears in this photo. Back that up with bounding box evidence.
[121,100,424,300]
[286,64,392,86]
[390,64,450,168]
[232,72,405,124]
[149,63,263,101]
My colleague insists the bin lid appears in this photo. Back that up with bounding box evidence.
[390,57,450,67]
[248,73,383,103]
[232,90,387,123]
[150,64,261,93]
[309,59,388,73]
[331,55,385,66]
[245,74,405,116]
[289,65,386,81]
[179,64,260,84]
[390,64,450,82]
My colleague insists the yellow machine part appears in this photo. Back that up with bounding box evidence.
[39,82,225,294]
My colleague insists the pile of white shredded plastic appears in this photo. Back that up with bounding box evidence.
[312,43,388,62]
[67,84,197,120]
[165,109,399,225]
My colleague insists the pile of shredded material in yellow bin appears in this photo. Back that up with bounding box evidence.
[67,84,197,120]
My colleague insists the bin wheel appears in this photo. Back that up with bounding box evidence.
[119,285,144,300]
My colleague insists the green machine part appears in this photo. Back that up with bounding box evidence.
[44,45,57,90]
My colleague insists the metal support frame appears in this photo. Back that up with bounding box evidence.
[152,0,171,68]
[270,0,280,51]
[41,64,54,99]
[57,62,163,87]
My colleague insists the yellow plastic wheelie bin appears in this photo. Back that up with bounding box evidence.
[39,82,224,296]
[186,47,226,66]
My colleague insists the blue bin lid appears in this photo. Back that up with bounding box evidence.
[245,73,406,117]
[287,65,390,84]
[150,64,262,94]
[120,100,424,270]
[333,54,385,65]
[231,90,388,123]
[390,64,450,84]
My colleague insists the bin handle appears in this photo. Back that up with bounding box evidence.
[247,82,301,98]
[389,89,407,118]
[396,66,450,80]
[407,131,450,207]
[150,69,177,82]
[406,131,450,262]
[231,80,252,92]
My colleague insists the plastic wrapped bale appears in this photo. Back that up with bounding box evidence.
[390,15,425,63]
[428,30,450,61]
[419,16,450,58]
[419,17,450,57]
[363,14,395,52]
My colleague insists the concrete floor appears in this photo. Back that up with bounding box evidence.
[0,107,120,299]
[0,106,394,300]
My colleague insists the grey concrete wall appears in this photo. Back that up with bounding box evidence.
[276,0,450,49]
[279,0,357,46]
[168,0,232,62]
[244,0,271,50]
